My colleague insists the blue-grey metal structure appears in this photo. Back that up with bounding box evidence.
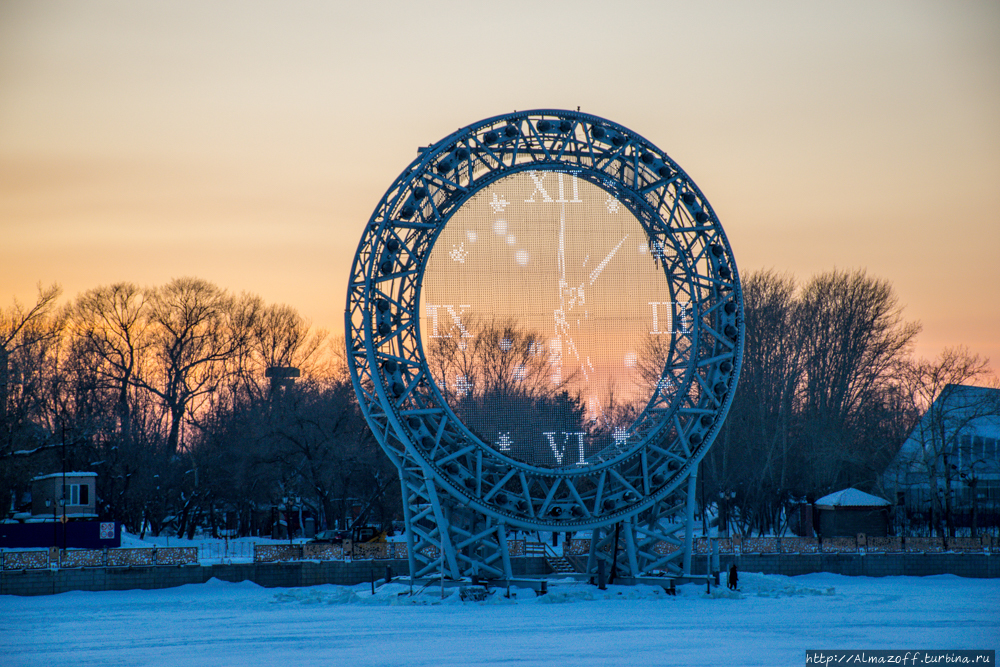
[346,110,743,582]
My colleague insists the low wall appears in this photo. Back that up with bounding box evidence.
[701,553,1000,579]
[254,539,537,563]
[1,547,198,570]
[565,535,999,556]
[0,556,550,597]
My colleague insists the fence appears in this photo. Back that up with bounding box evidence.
[1,547,198,571]
[563,535,999,556]
[253,540,548,563]
[253,542,409,563]
[523,540,547,557]
[196,541,255,561]
[5,535,995,572]
[254,540,536,563]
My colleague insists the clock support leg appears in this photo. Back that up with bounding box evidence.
[395,461,514,583]
[582,474,698,580]
[683,467,698,576]
[399,474,418,585]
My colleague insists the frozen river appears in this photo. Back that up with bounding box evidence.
[2,572,997,666]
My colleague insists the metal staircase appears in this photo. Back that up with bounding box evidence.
[525,540,581,575]
[546,555,577,575]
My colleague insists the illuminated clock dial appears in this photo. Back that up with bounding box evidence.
[421,170,689,468]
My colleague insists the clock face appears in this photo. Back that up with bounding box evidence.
[421,170,690,469]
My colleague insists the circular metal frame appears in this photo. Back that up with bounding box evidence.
[346,109,743,531]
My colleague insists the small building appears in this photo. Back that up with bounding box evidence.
[30,472,98,520]
[814,488,891,538]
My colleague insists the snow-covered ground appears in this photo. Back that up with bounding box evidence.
[2,572,996,666]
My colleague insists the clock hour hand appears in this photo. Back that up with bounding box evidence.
[563,234,628,312]
[587,235,628,285]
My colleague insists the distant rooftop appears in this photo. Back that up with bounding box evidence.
[815,488,890,508]
[31,472,97,482]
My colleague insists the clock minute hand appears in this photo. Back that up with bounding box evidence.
[554,203,569,336]
[588,235,628,285]
[558,203,567,285]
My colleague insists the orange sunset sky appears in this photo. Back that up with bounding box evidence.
[1,1,998,373]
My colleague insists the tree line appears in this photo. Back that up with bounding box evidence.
[2,270,994,539]
[0,278,396,538]
[704,269,995,538]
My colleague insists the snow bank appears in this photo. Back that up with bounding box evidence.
[4,572,997,667]
[267,574,831,607]
[694,571,837,599]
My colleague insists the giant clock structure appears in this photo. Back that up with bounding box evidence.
[346,110,743,582]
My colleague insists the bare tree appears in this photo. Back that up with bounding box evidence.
[693,269,921,536]
[707,270,803,535]
[179,296,338,537]
[0,286,64,446]
[1,277,354,537]
[0,284,65,518]
[272,379,382,530]
[245,301,328,395]
[426,317,585,463]
[70,283,149,445]
[193,372,390,536]
[892,347,997,538]
[794,269,920,493]
[797,269,920,425]
[137,277,243,456]
[67,282,163,529]
[1,283,63,436]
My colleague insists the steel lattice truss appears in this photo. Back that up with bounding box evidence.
[346,110,743,580]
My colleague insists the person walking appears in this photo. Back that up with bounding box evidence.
[727,563,738,590]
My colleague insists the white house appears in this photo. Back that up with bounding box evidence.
[883,384,1000,532]
[29,472,98,520]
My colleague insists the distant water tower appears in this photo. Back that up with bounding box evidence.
[265,366,300,395]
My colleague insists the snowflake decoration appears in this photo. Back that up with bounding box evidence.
[497,432,513,451]
[449,242,468,263]
[612,427,629,450]
[656,376,674,393]
[455,374,473,397]
[489,192,509,214]
[601,178,620,214]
